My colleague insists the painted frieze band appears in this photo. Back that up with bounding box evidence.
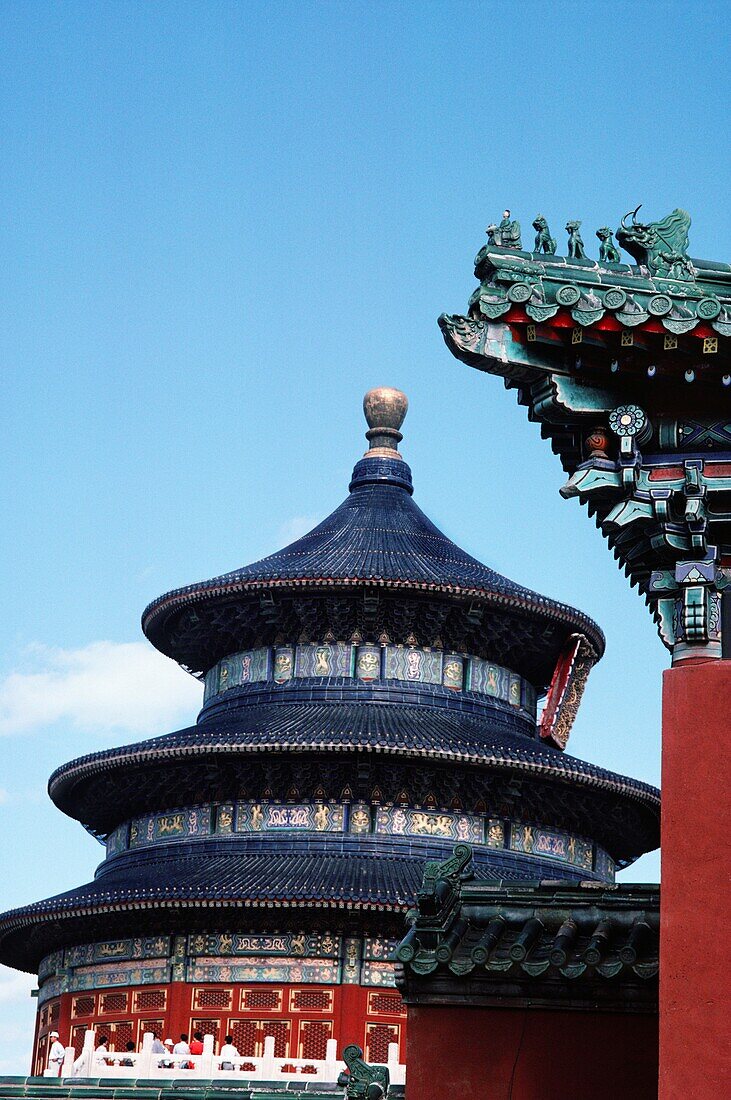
[186,932,340,958]
[188,957,339,985]
[105,800,613,879]
[509,822,593,872]
[38,930,400,1002]
[203,642,537,717]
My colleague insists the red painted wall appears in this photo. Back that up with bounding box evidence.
[406,1005,658,1100]
[660,660,731,1099]
[32,981,406,1074]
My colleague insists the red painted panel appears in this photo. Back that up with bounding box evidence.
[648,467,683,481]
[660,661,731,1099]
[406,1005,657,1099]
[31,981,407,1071]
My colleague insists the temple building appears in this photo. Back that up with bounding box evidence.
[0,388,660,1076]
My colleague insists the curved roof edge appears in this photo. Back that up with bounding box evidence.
[46,704,660,834]
[140,391,605,666]
[0,845,607,972]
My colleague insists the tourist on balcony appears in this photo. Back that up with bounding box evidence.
[159,1038,175,1068]
[94,1035,110,1066]
[119,1041,136,1067]
[151,1035,165,1055]
[47,1032,65,1076]
[219,1034,240,1070]
[174,1032,191,1069]
[190,1030,205,1057]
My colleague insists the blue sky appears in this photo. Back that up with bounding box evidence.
[0,0,728,1075]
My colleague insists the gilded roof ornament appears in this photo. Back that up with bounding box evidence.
[362,386,408,457]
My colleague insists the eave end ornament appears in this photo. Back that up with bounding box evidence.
[616,205,695,281]
[338,1043,390,1098]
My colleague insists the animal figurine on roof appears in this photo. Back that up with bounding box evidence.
[532,215,557,255]
[337,1044,390,1099]
[596,226,621,263]
[566,220,586,259]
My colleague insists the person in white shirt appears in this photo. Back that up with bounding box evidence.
[94,1036,110,1067]
[47,1032,65,1077]
[173,1033,191,1069]
[159,1038,175,1068]
[219,1034,240,1071]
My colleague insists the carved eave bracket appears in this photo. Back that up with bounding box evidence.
[440,294,731,663]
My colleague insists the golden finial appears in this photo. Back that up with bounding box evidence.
[362,387,408,457]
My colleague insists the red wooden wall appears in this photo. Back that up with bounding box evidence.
[32,981,406,1075]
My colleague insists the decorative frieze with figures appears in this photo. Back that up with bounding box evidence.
[104,799,611,879]
[202,641,537,716]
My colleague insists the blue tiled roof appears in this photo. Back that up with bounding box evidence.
[0,838,595,970]
[142,455,604,655]
[48,701,659,817]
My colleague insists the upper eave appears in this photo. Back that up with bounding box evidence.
[140,475,605,676]
[473,244,731,340]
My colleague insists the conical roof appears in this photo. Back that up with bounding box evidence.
[142,388,604,675]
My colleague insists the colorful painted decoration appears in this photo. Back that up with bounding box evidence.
[374,806,482,843]
[356,644,381,681]
[237,802,345,833]
[202,642,537,718]
[106,798,610,879]
[510,823,593,870]
[273,646,294,683]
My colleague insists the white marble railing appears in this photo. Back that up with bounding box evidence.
[48,1030,406,1085]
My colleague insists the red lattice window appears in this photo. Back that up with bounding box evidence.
[193,987,232,1010]
[261,1020,290,1057]
[299,1019,332,1059]
[39,1008,48,1029]
[133,989,167,1012]
[72,995,96,1018]
[228,1019,291,1058]
[365,1022,399,1064]
[49,1001,60,1024]
[367,991,405,1016]
[138,1019,164,1042]
[290,989,333,1012]
[190,1017,220,1041]
[71,1026,87,1057]
[230,1019,259,1058]
[240,988,282,1011]
[110,1021,135,1052]
[35,1034,48,1077]
[100,992,128,1014]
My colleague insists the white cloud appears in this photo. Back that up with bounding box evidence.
[0,641,202,737]
[0,966,35,1005]
[0,966,36,1075]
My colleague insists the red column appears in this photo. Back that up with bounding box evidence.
[167,980,190,1043]
[659,660,731,1099]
